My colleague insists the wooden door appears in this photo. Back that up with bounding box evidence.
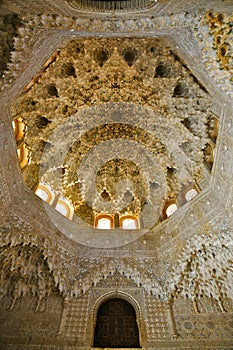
[93,298,140,348]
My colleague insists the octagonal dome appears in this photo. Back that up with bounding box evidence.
[11,36,219,238]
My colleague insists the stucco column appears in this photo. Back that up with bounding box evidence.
[165,299,178,339]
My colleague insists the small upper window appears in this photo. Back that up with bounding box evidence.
[55,197,74,220]
[95,214,114,229]
[17,144,28,170]
[35,183,55,205]
[36,188,50,202]
[13,117,26,142]
[120,215,139,230]
[166,203,178,217]
[97,217,111,229]
[161,199,178,219]
[185,188,198,202]
[35,183,74,220]
[122,218,137,229]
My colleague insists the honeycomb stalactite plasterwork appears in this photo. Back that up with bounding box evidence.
[11,37,215,226]
[170,219,233,306]
[0,2,233,348]
[0,207,232,305]
[1,10,232,98]
[0,244,57,310]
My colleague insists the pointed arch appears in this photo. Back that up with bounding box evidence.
[93,297,140,348]
[91,291,146,348]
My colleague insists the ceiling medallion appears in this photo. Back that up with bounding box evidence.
[67,0,157,11]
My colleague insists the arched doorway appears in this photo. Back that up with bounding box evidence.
[93,298,141,348]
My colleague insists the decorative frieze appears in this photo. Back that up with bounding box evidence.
[144,294,170,340]
[58,293,89,342]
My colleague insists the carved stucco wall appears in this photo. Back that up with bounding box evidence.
[0,0,233,349]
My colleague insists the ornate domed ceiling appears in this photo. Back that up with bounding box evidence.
[11,37,218,229]
[0,3,233,348]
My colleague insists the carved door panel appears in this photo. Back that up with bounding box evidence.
[94,298,140,348]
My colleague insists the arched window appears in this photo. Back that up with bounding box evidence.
[95,214,114,229]
[55,197,74,220]
[166,203,178,217]
[12,117,25,142]
[35,183,55,205]
[17,144,28,170]
[35,183,74,219]
[13,117,28,170]
[93,298,140,348]
[177,184,199,206]
[120,215,139,230]
[161,199,178,219]
[185,188,198,202]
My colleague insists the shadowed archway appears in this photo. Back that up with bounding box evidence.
[93,298,141,348]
